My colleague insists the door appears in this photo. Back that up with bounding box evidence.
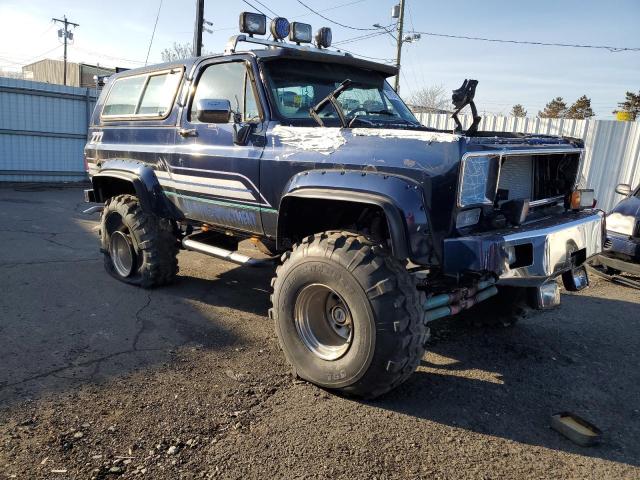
[172,59,267,234]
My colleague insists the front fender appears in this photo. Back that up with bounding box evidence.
[91,159,179,218]
[280,169,433,264]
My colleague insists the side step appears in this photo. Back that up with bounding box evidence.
[182,235,276,268]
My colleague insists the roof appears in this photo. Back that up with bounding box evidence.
[109,42,398,83]
[248,47,398,77]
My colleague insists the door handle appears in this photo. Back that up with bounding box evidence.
[178,128,198,137]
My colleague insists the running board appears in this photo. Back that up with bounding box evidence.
[182,236,276,267]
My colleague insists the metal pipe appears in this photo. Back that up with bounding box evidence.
[423,277,496,310]
[424,285,498,322]
[182,237,274,267]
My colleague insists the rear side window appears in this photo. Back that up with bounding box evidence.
[102,75,147,116]
[102,69,182,119]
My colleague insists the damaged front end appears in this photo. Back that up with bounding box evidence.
[442,142,605,308]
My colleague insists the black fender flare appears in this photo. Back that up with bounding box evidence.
[277,169,432,263]
[91,159,180,219]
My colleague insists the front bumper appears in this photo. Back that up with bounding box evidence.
[603,231,640,260]
[443,211,605,286]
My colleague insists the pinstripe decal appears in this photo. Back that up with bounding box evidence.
[164,191,277,212]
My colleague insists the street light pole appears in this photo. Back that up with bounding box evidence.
[394,0,405,93]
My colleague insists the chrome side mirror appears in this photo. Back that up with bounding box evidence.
[195,98,231,123]
[615,183,632,196]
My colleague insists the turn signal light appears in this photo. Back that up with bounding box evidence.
[569,189,595,210]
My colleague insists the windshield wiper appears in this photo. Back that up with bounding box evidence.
[309,79,352,128]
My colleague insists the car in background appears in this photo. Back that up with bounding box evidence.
[598,183,640,276]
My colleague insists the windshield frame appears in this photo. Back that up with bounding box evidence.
[259,58,419,128]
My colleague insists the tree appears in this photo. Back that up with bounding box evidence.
[407,84,451,112]
[565,95,595,119]
[160,42,194,62]
[510,104,527,117]
[538,97,567,118]
[613,91,640,121]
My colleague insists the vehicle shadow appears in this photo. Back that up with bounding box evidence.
[371,293,640,467]
[0,188,244,407]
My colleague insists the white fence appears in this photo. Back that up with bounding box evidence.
[415,113,640,212]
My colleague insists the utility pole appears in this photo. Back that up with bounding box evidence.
[193,0,205,57]
[52,15,79,86]
[394,0,405,93]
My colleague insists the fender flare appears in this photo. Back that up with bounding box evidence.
[277,169,432,263]
[91,159,180,218]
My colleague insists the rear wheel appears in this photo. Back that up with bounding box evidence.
[270,231,428,399]
[100,194,178,288]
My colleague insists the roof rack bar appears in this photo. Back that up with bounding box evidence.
[224,34,351,58]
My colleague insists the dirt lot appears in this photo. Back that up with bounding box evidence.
[0,185,638,479]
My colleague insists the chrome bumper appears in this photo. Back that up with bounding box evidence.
[443,211,605,286]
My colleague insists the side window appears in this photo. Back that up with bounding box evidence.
[102,75,147,116]
[102,70,182,118]
[190,61,260,123]
[138,71,182,116]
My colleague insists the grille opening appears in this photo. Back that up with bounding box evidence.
[497,153,580,205]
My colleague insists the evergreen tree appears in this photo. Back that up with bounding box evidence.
[538,97,567,118]
[510,104,527,117]
[566,95,595,119]
[613,91,640,121]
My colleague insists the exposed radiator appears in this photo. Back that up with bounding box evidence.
[498,156,533,201]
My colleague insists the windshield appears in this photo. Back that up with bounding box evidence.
[262,59,419,127]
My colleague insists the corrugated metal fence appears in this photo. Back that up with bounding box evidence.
[0,77,97,182]
[416,112,640,211]
[1,78,638,211]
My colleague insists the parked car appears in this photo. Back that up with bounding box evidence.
[83,12,604,398]
[598,183,640,276]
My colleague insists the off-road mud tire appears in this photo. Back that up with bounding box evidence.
[270,231,428,399]
[100,194,178,288]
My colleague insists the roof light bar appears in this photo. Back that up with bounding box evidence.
[239,12,266,36]
[315,27,332,48]
[289,22,312,44]
[270,17,290,40]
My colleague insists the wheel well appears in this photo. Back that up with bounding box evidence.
[278,196,391,249]
[92,176,136,203]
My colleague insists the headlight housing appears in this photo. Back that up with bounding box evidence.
[458,155,500,207]
[607,212,636,236]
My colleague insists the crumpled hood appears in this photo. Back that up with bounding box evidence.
[607,194,640,237]
[269,125,463,178]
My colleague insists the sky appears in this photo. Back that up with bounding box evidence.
[0,0,638,118]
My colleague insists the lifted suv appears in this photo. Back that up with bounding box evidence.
[84,21,604,398]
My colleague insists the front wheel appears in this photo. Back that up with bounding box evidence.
[100,194,179,288]
[270,231,428,399]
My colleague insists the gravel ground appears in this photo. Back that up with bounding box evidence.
[0,185,638,479]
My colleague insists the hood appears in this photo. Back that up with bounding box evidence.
[607,193,640,238]
[269,125,463,179]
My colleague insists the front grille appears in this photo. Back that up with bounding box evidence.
[604,238,613,250]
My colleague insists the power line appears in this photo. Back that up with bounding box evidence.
[292,0,368,19]
[295,0,379,31]
[242,0,272,19]
[408,30,640,52]
[145,0,163,66]
[252,0,279,18]
[333,30,390,46]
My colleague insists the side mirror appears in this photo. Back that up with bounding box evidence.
[615,183,632,196]
[195,98,231,123]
